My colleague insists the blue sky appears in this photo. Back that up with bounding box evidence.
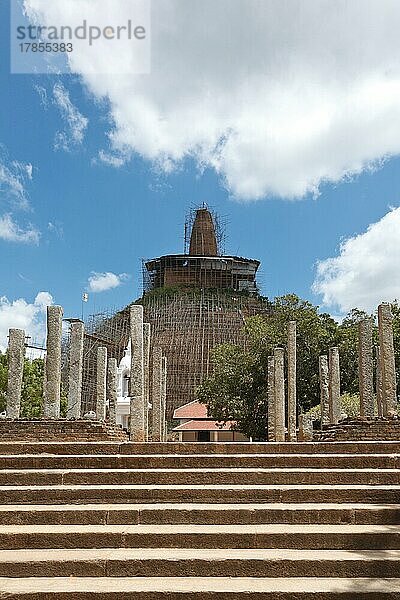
[1,0,400,348]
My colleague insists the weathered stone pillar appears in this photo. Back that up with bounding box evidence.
[161,356,167,441]
[319,355,329,427]
[358,319,374,418]
[67,321,84,419]
[6,329,25,419]
[96,347,107,421]
[376,346,384,417]
[328,347,341,424]
[107,358,117,425]
[151,347,163,442]
[378,303,397,416]
[129,305,145,441]
[287,321,297,441]
[44,305,63,418]
[143,323,151,441]
[298,413,313,442]
[267,355,275,442]
[274,347,285,442]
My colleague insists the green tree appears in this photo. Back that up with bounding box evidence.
[198,294,341,439]
[197,343,268,440]
[20,358,45,418]
[0,352,46,418]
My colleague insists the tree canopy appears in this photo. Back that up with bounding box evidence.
[0,352,67,418]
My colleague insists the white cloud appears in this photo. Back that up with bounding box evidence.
[313,207,400,314]
[0,214,40,244]
[47,221,64,238]
[0,292,53,353]
[53,82,88,151]
[34,84,48,109]
[24,0,400,200]
[96,150,126,168]
[87,271,128,293]
[0,148,33,210]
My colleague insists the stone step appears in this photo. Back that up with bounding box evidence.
[0,576,399,598]
[1,548,400,578]
[1,453,399,469]
[0,441,399,455]
[1,502,399,525]
[1,523,399,550]
[1,468,399,486]
[1,484,399,505]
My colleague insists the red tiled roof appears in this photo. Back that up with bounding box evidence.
[173,401,208,420]
[172,419,237,432]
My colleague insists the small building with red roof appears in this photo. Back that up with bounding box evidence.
[172,400,249,442]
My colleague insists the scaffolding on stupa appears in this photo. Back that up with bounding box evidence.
[78,205,270,417]
[78,306,132,415]
[142,289,271,416]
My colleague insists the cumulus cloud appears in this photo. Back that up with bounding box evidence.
[313,207,400,314]
[52,82,88,151]
[24,0,400,200]
[87,272,128,293]
[0,214,40,244]
[0,292,53,352]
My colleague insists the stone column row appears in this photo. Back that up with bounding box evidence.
[329,347,341,424]
[96,346,107,421]
[357,305,397,419]
[93,307,154,438]
[319,348,341,429]
[44,305,63,419]
[358,318,374,418]
[267,321,297,442]
[67,321,85,419]
[378,303,397,417]
[151,347,167,442]
[6,329,25,419]
[129,305,145,442]
[267,356,275,441]
[287,321,297,442]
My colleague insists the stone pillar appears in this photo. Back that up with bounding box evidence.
[143,323,151,441]
[151,347,163,442]
[6,329,25,419]
[274,347,285,442]
[376,346,384,417]
[129,305,145,441]
[328,347,341,424]
[298,413,313,442]
[358,319,374,418]
[107,358,117,425]
[161,356,167,441]
[96,347,107,421]
[287,321,297,441]
[44,305,63,418]
[67,321,84,419]
[319,355,329,427]
[267,355,275,442]
[378,303,397,416]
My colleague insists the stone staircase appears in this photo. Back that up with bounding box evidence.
[0,440,399,598]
